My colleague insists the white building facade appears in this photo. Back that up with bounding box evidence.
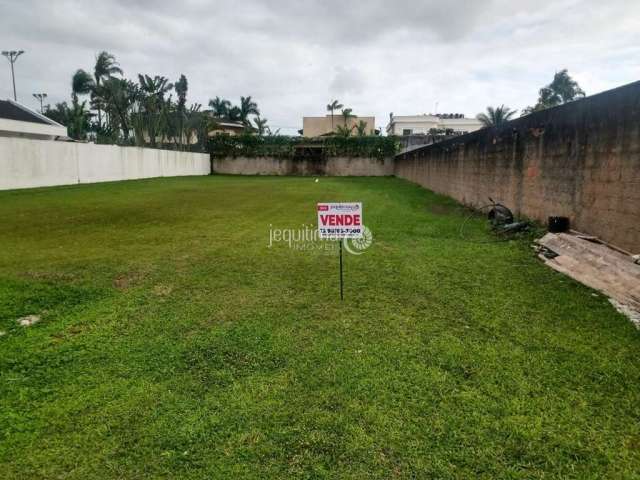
[386,113,483,136]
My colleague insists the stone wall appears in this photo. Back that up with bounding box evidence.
[212,156,393,176]
[395,81,640,252]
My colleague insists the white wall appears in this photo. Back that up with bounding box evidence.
[0,137,210,190]
[388,115,483,135]
[0,117,67,140]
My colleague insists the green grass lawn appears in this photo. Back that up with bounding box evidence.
[1,175,639,479]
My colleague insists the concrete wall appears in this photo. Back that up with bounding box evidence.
[0,137,210,190]
[212,156,393,176]
[395,81,640,252]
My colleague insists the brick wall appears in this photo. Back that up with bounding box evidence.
[394,81,640,252]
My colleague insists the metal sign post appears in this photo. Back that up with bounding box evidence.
[339,239,344,300]
[317,202,363,300]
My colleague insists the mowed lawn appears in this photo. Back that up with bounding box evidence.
[1,175,639,479]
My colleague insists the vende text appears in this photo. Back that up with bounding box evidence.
[319,214,361,226]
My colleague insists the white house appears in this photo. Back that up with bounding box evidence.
[0,99,67,140]
[386,113,483,136]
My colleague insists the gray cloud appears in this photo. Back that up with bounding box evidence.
[1,0,638,134]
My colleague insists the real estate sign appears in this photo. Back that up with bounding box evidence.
[317,202,363,239]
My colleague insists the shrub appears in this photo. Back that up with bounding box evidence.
[209,134,399,160]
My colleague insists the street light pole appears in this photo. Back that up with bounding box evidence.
[33,93,47,113]
[2,50,25,101]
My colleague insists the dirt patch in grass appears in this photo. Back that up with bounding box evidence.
[113,271,145,290]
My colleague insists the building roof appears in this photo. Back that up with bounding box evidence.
[0,99,67,139]
[0,99,58,125]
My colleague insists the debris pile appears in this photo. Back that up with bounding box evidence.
[536,232,640,327]
[17,315,40,327]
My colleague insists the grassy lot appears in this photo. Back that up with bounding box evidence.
[1,175,639,479]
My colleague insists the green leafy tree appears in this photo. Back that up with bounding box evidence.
[227,106,242,122]
[136,74,174,146]
[335,124,353,137]
[71,69,95,102]
[92,51,123,127]
[522,69,585,115]
[341,108,355,127]
[43,102,69,126]
[239,96,260,126]
[209,97,231,117]
[326,99,343,131]
[97,77,137,141]
[476,105,517,128]
[254,116,268,136]
[44,100,92,140]
[174,74,188,148]
[355,119,368,137]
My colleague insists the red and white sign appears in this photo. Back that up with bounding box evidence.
[317,202,363,239]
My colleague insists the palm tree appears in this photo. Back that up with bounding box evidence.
[138,74,173,97]
[71,69,95,102]
[227,106,242,122]
[67,99,93,140]
[355,119,368,136]
[174,75,188,148]
[239,96,260,126]
[254,116,268,136]
[341,108,355,127]
[476,105,517,128]
[335,124,353,137]
[326,99,343,131]
[97,77,137,140]
[93,51,123,127]
[137,74,174,146]
[209,97,231,117]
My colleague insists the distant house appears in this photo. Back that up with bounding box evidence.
[0,99,67,140]
[386,113,482,136]
[206,114,255,137]
[302,115,376,137]
[207,119,248,136]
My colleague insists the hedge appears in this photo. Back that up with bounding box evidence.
[209,135,399,160]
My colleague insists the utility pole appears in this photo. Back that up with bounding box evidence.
[2,50,25,101]
[33,93,47,113]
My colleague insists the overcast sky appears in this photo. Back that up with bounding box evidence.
[1,0,639,134]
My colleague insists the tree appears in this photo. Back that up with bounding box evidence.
[326,99,343,131]
[44,99,92,140]
[93,51,123,127]
[341,108,355,126]
[209,97,231,117]
[239,96,260,126]
[43,102,69,126]
[174,74,188,148]
[476,105,517,128]
[97,77,137,141]
[137,74,174,146]
[335,124,353,137]
[355,120,368,136]
[71,69,95,101]
[522,69,585,115]
[254,116,268,136]
[227,106,242,122]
